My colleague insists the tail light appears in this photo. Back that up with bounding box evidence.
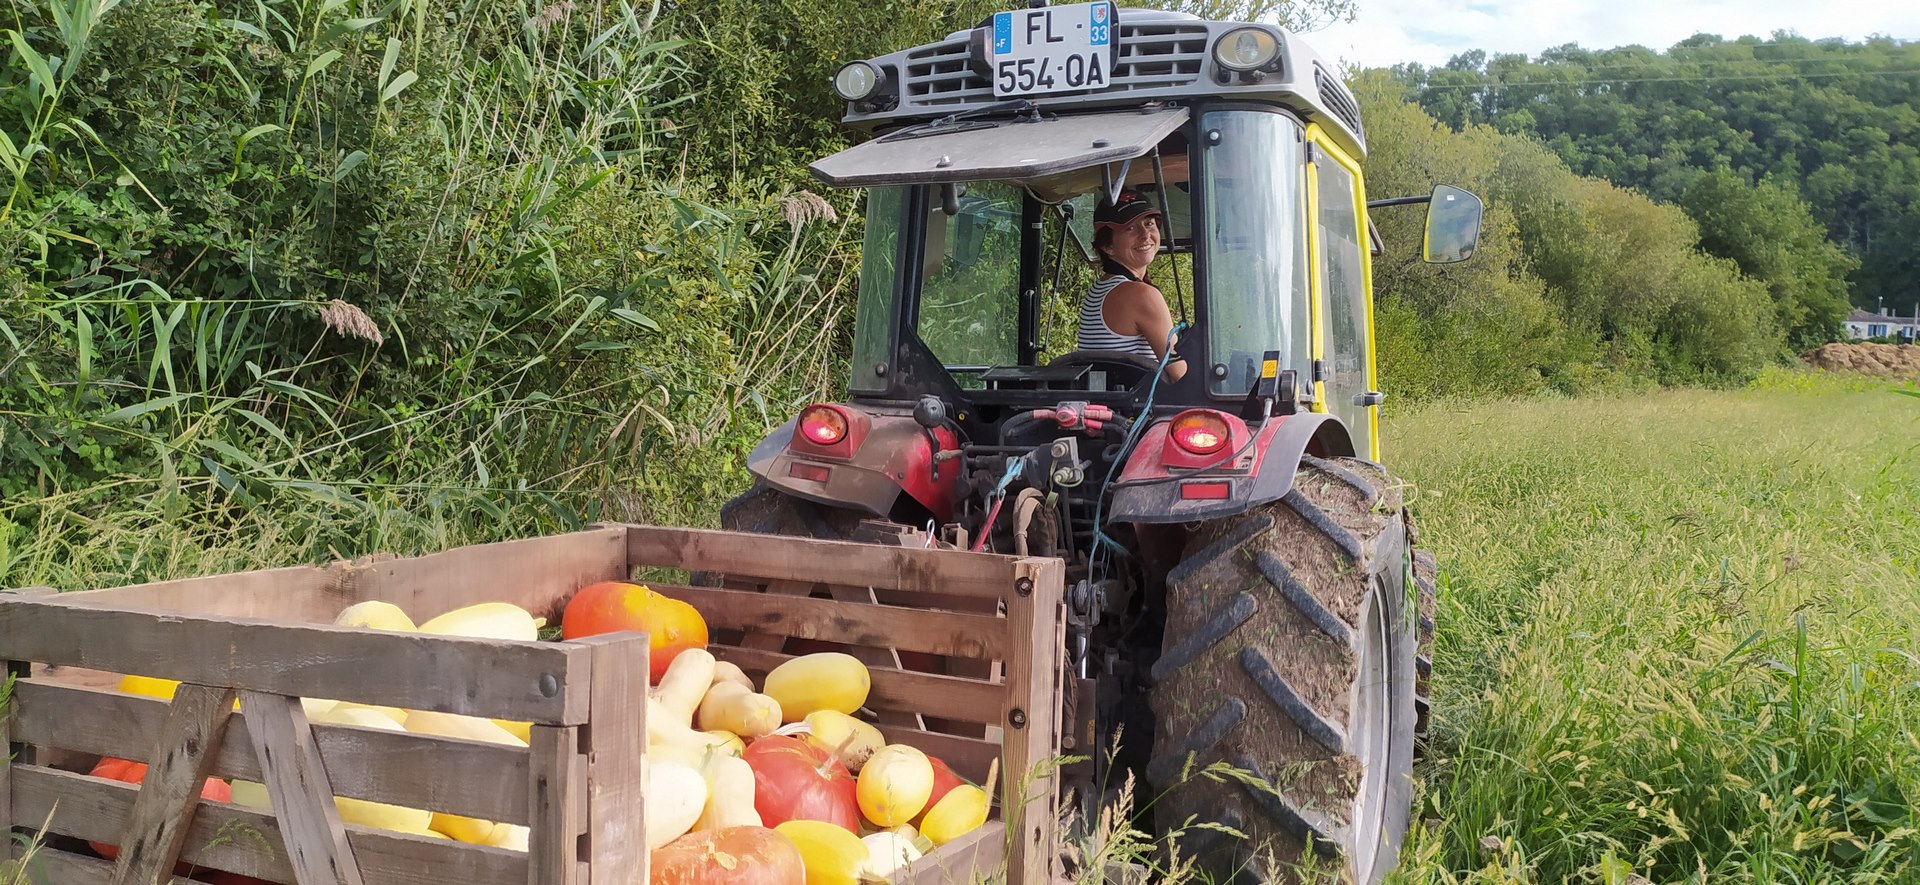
[797,405,849,445]
[1169,409,1232,455]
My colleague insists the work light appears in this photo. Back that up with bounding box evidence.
[833,62,884,102]
[1213,27,1281,72]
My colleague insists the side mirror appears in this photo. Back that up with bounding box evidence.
[1422,184,1483,264]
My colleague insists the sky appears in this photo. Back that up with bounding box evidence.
[1303,0,1920,69]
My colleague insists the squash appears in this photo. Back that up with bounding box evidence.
[417,601,538,641]
[764,653,870,722]
[917,784,988,845]
[706,730,747,756]
[649,698,738,753]
[652,648,717,723]
[773,820,866,885]
[801,710,885,773]
[86,758,230,861]
[695,753,763,831]
[855,745,933,827]
[697,681,783,738]
[327,702,409,727]
[404,711,527,842]
[493,719,533,742]
[333,600,416,632]
[858,831,922,879]
[232,778,435,835]
[560,581,709,683]
[652,826,805,885]
[646,760,710,850]
[712,660,755,691]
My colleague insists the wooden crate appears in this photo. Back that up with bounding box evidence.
[1,524,1066,885]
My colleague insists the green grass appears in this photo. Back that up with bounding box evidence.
[1383,373,1920,883]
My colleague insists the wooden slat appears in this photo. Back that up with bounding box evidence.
[893,820,1006,885]
[10,679,529,823]
[9,845,200,885]
[526,725,581,885]
[332,527,628,626]
[11,766,527,885]
[713,647,1007,727]
[874,727,1001,788]
[0,596,590,724]
[577,634,647,885]
[53,567,340,622]
[626,525,1017,600]
[663,583,1009,660]
[1001,557,1065,885]
[108,684,239,885]
[241,691,366,885]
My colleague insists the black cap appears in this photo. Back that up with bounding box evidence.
[1094,191,1163,229]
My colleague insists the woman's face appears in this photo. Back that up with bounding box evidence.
[1101,215,1161,276]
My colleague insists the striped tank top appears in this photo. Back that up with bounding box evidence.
[1077,275,1157,359]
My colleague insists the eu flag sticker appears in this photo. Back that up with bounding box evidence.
[993,12,1012,54]
[1090,3,1111,46]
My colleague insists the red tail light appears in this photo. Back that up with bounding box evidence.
[797,405,849,445]
[1169,410,1232,455]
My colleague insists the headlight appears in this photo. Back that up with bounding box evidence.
[833,62,884,101]
[1213,27,1281,72]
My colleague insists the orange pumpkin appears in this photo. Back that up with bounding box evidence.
[87,757,232,861]
[652,826,805,885]
[561,581,709,683]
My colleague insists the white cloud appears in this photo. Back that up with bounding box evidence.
[1300,0,1920,69]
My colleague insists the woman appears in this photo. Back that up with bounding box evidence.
[1078,191,1186,380]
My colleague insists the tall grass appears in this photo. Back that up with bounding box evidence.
[1384,375,1920,883]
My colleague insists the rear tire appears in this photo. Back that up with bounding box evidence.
[718,482,862,540]
[1148,457,1416,883]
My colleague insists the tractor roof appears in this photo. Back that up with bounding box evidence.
[834,8,1366,159]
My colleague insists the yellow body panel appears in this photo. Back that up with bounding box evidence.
[1303,124,1381,461]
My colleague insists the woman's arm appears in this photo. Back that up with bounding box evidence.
[1105,281,1187,380]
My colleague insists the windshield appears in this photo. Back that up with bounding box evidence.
[916,182,1023,370]
[1200,109,1311,396]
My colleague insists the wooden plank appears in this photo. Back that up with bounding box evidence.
[1001,557,1065,885]
[0,596,591,724]
[526,725,581,885]
[11,766,527,885]
[576,634,648,885]
[107,684,239,885]
[240,691,365,885]
[9,845,202,885]
[893,820,1006,885]
[53,567,340,622]
[873,727,1001,788]
[332,527,629,626]
[10,679,530,823]
[712,647,1007,727]
[626,525,1017,600]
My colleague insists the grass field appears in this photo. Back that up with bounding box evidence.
[1381,373,1920,883]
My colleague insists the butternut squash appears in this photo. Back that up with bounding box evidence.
[693,753,762,831]
[652,648,717,723]
[696,682,783,738]
[645,761,709,850]
[711,659,755,691]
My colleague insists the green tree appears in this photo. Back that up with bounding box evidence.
[1680,170,1855,348]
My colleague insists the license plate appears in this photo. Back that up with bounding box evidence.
[991,1,1115,97]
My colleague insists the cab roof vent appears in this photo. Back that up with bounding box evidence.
[1314,62,1365,146]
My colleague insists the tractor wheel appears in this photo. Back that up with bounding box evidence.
[718,482,861,540]
[1412,548,1436,741]
[1147,456,1416,883]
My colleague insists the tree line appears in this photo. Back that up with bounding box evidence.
[1390,35,1919,329]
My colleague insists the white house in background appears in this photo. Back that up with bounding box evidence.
[1844,309,1920,342]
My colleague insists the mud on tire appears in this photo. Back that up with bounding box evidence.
[1148,456,1417,883]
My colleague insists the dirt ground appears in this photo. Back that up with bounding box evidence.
[1800,342,1920,379]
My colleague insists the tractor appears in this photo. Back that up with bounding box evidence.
[722,3,1482,881]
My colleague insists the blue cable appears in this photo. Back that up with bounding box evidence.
[1089,322,1188,572]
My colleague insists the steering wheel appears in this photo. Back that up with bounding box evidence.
[1049,349,1165,391]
